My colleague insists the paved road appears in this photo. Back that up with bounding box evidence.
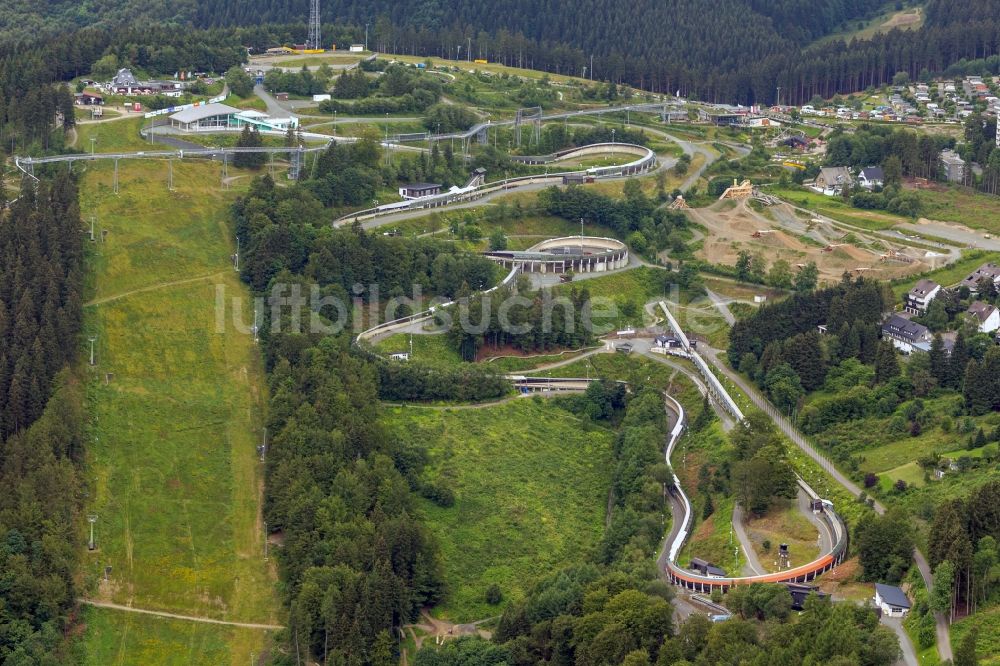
[898,219,1000,251]
[697,343,952,663]
[731,502,767,576]
[79,599,283,630]
[881,615,919,666]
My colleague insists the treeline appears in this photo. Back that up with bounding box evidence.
[375,361,509,402]
[928,480,1000,619]
[826,124,955,180]
[1,175,84,440]
[262,65,333,97]
[191,0,1000,103]
[597,386,673,566]
[10,0,1000,132]
[233,174,508,661]
[0,24,244,154]
[233,172,497,294]
[446,277,596,361]
[263,334,445,662]
[321,64,443,115]
[424,572,898,665]
[540,183,690,258]
[0,174,86,662]
[728,276,892,408]
[529,125,649,157]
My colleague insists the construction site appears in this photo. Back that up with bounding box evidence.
[687,198,943,282]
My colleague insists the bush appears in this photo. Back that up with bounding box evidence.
[486,583,502,605]
[864,472,878,488]
[421,481,456,507]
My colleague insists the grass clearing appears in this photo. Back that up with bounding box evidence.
[766,185,906,231]
[744,500,822,573]
[78,606,274,666]
[77,116,150,153]
[272,54,366,68]
[79,160,279,662]
[384,399,614,622]
[375,332,460,367]
[918,185,1000,236]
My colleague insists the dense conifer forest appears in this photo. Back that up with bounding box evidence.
[9,2,1000,105]
[0,174,86,663]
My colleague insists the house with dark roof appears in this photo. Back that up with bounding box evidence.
[965,301,1000,333]
[874,583,911,617]
[959,263,1000,294]
[654,335,682,349]
[882,314,930,354]
[857,166,884,190]
[904,279,941,315]
[398,183,442,199]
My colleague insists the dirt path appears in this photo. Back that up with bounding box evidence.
[84,272,226,307]
[78,599,284,630]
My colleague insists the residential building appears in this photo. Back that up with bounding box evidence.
[398,183,442,199]
[654,335,682,349]
[874,583,911,617]
[815,166,852,194]
[904,279,941,314]
[959,262,1000,293]
[857,166,884,190]
[965,301,1000,333]
[941,149,965,182]
[882,314,931,354]
[107,68,183,95]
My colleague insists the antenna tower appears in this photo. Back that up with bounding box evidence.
[307,0,322,50]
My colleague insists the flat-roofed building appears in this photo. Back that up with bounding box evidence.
[169,103,241,131]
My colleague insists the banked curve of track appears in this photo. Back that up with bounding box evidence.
[353,253,849,593]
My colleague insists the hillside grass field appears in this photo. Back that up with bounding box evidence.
[78,160,279,664]
[78,606,268,666]
[384,399,614,622]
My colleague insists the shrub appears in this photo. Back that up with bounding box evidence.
[864,472,878,488]
[421,481,456,507]
[486,583,502,605]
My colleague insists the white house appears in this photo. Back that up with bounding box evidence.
[966,301,1000,333]
[904,279,941,315]
[874,583,911,617]
[857,166,884,190]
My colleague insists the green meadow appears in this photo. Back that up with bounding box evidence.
[79,160,280,664]
[384,399,614,622]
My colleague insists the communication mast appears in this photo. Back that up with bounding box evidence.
[307,0,322,50]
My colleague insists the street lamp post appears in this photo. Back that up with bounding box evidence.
[90,137,97,156]
[88,336,97,366]
[88,515,98,550]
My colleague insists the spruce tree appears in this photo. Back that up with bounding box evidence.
[874,339,900,384]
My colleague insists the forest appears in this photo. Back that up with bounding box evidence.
[0,174,85,663]
[5,1,1000,115]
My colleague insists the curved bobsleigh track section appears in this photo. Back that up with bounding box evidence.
[354,265,849,592]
